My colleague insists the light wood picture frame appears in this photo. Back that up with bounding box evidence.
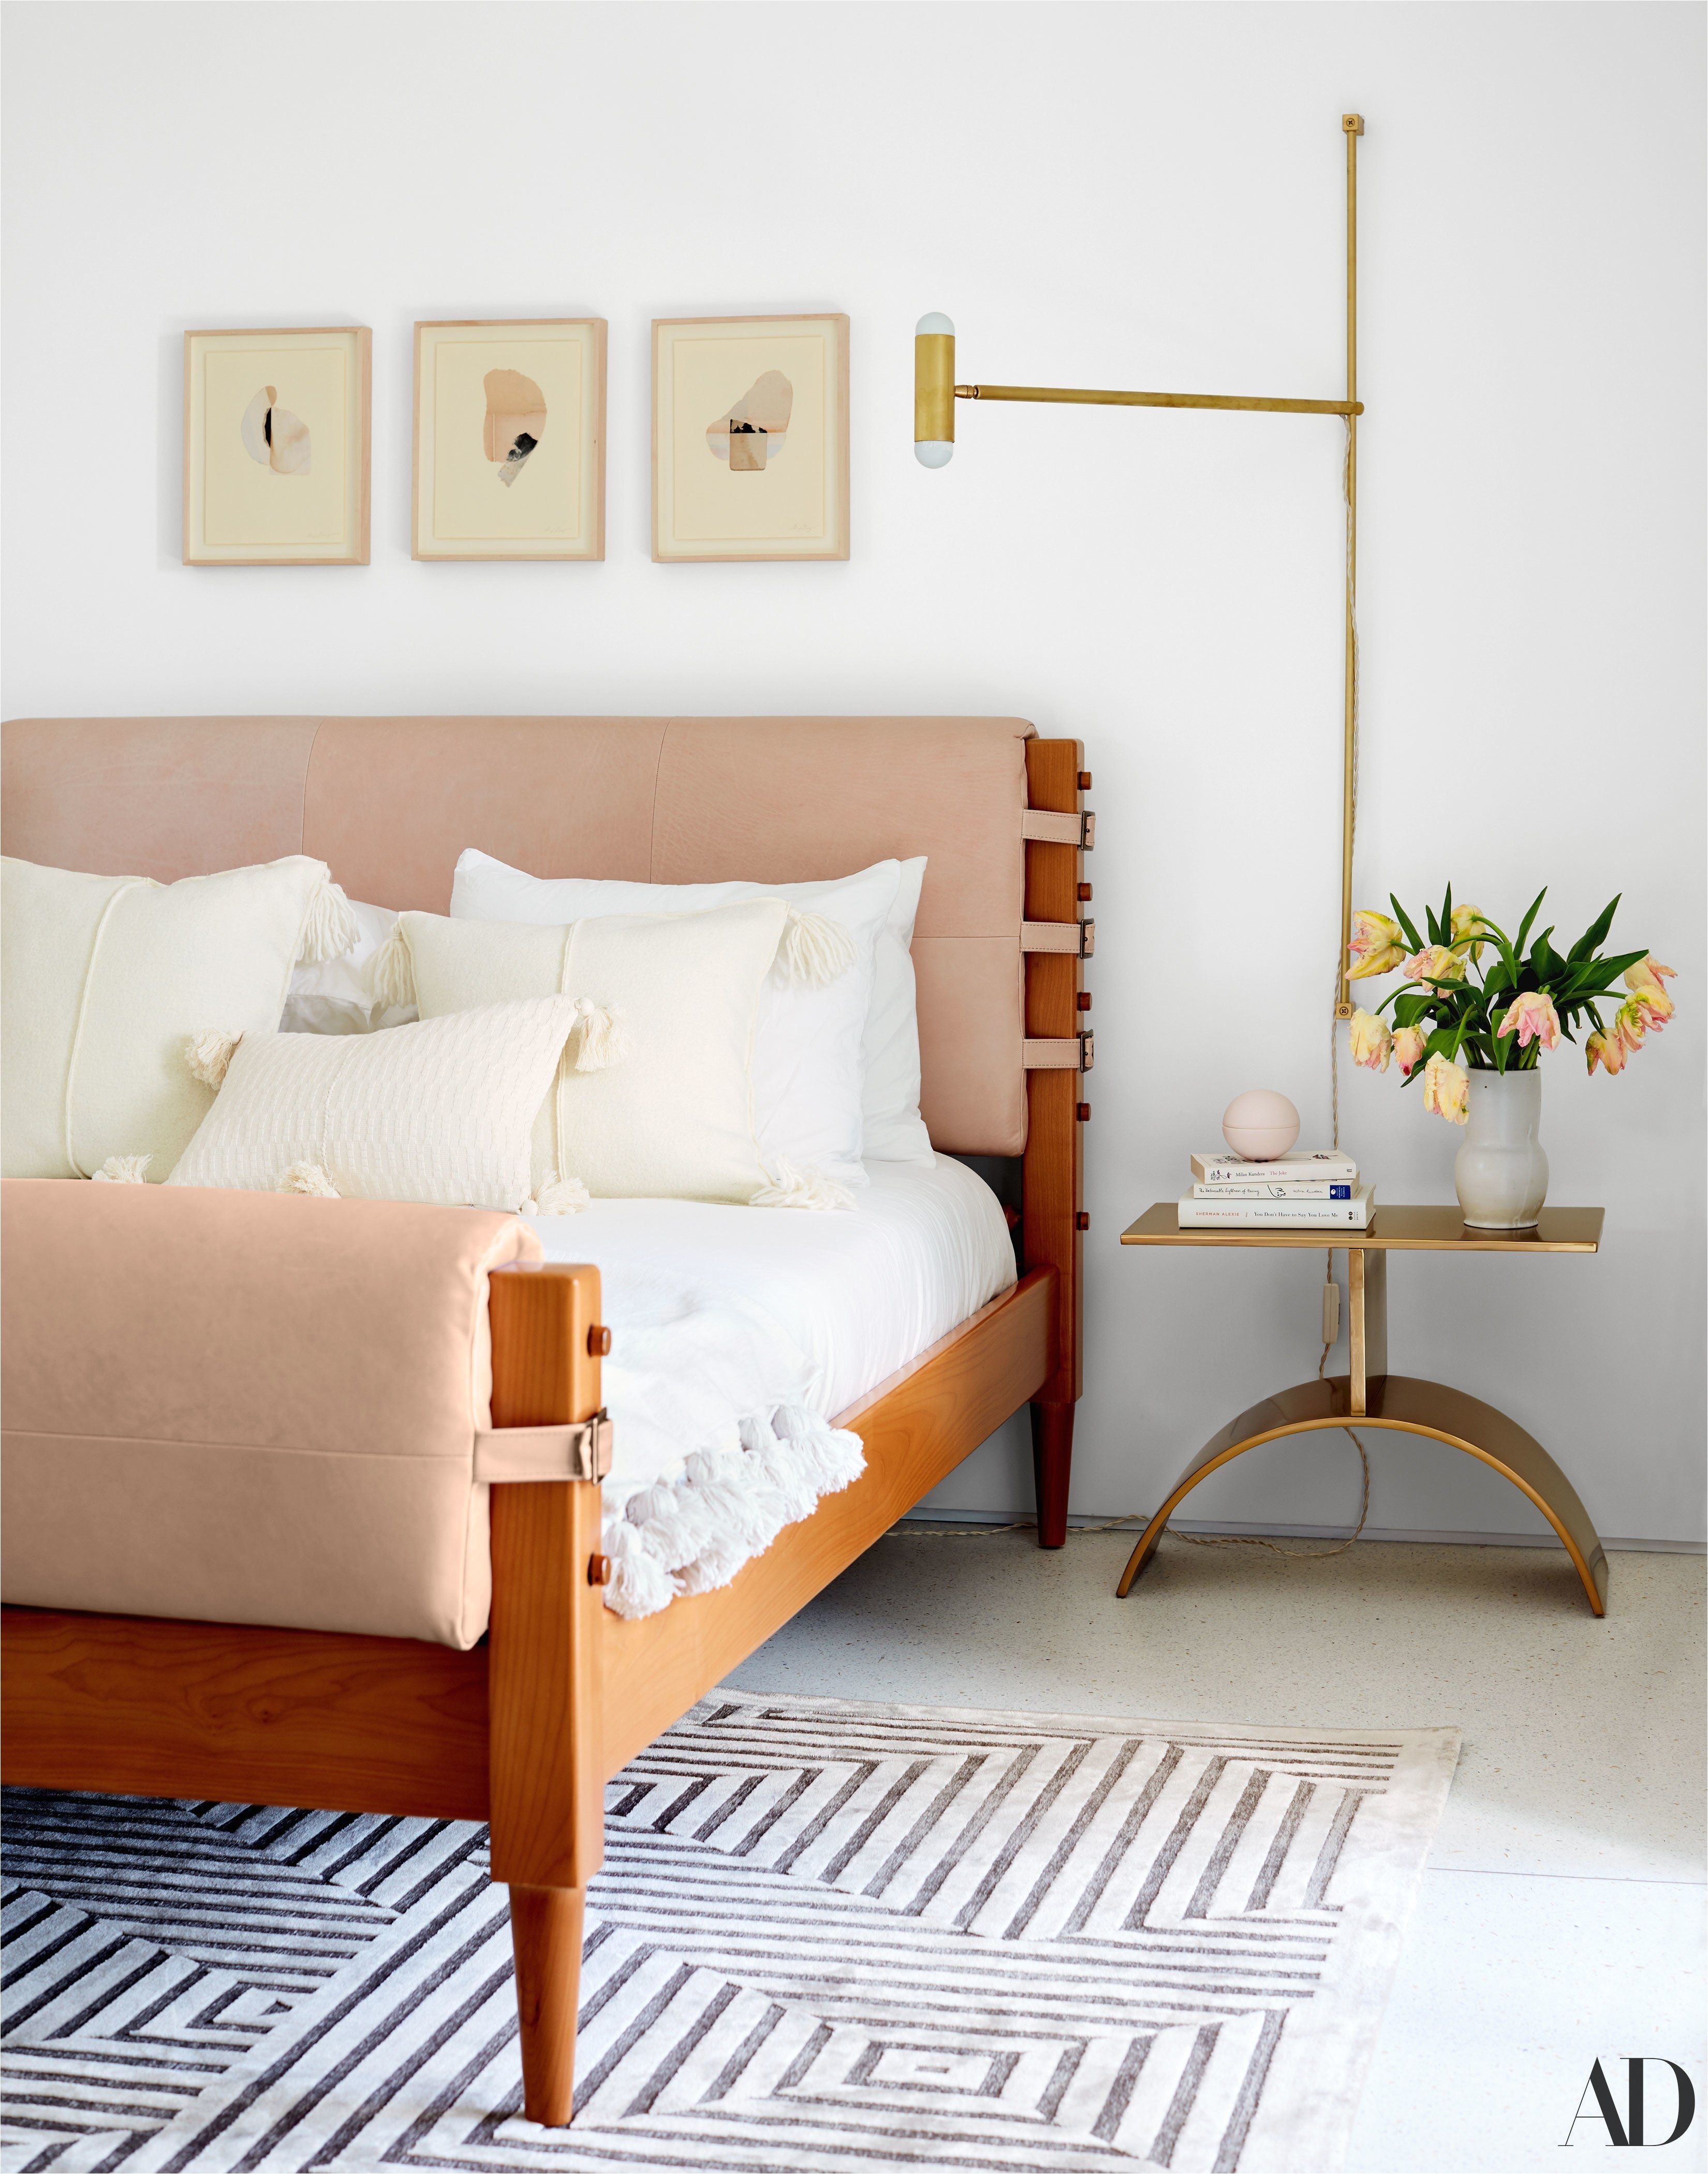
[183,327,370,566]
[413,319,606,562]
[653,314,849,562]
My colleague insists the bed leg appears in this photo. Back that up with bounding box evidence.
[487,1263,608,2132]
[509,1884,587,2125]
[1030,1400,1074,1548]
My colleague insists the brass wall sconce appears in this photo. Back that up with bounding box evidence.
[917,116,1367,1021]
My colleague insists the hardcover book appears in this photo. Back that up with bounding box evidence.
[1190,1148,1358,1186]
[1190,1180,1354,1199]
[1177,1183,1375,1230]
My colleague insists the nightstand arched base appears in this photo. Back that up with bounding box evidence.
[1115,1374,1608,1617]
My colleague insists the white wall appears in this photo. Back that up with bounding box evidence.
[5,1,1702,1545]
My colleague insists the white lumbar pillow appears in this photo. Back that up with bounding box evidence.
[168,997,584,1211]
[450,848,933,1175]
[390,898,799,1206]
[1,854,356,1182]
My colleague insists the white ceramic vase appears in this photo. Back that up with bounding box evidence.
[1454,1068,1549,1229]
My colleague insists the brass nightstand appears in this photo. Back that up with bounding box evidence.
[1118,1204,1608,1614]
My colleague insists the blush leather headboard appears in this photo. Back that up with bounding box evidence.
[1,715,1037,1154]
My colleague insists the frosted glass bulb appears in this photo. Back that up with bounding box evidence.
[915,312,955,336]
[915,441,954,468]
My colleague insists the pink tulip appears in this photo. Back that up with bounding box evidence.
[1405,945,1467,986]
[1497,991,1561,1051]
[1349,1009,1392,1072]
[1348,910,1407,980]
[1392,1026,1428,1078]
[1613,998,1648,1056]
[1586,1030,1626,1077]
[1421,1052,1469,1124]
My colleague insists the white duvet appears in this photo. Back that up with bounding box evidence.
[523,1156,1016,1618]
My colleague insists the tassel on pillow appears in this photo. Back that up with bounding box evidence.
[367,922,417,1012]
[775,908,856,989]
[92,1155,151,1184]
[278,1162,341,1197]
[568,997,627,1071]
[750,1157,856,1212]
[185,1029,242,1089]
[524,1172,591,1216]
[298,879,361,967]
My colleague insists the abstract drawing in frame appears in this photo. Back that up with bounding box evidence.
[414,319,606,562]
[653,314,849,562]
[183,327,371,566]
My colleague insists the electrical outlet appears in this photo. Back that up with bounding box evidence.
[1322,1280,1342,1346]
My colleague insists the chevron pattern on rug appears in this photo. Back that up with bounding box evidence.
[1,1693,1457,2173]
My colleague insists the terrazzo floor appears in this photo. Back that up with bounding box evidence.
[726,1529,1707,2173]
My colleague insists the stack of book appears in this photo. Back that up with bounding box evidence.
[1179,1148,1373,1229]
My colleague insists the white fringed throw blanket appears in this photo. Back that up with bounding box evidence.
[585,1265,865,1619]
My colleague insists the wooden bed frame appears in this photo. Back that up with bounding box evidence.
[1,738,1089,2127]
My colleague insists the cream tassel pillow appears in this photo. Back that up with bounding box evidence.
[1,854,359,1181]
[167,996,586,1211]
[389,898,797,1206]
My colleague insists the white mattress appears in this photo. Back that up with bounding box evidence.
[525,1154,1017,1421]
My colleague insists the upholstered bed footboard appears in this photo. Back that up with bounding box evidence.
[0,1180,542,1647]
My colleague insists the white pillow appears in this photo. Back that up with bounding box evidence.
[451,848,932,1173]
[282,898,416,1036]
[168,997,582,1210]
[862,857,933,1165]
[396,898,796,1204]
[2,854,355,1182]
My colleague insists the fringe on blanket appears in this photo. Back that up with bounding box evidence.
[601,1404,866,1620]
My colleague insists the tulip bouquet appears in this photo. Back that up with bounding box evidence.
[1345,886,1675,1124]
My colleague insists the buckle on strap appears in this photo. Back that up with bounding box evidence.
[1023,1031,1095,1072]
[1022,919,1094,958]
[474,1410,614,1483]
[1022,809,1094,849]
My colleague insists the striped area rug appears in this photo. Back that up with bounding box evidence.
[2,1692,1457,2173]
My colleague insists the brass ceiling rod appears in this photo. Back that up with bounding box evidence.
[916,114,1366,1022]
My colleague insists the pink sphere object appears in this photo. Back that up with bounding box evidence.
[1222,1089,1301,1162]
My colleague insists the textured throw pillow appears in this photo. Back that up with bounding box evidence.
[168,997,582,1210]
[392,899,793,1204]
[451,849,931,1175]
[282,898,416,1036]
[2,854,355,1182]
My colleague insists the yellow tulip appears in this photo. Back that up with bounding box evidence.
[1625,955,1675,995]
[1450,903,1489,962]
[1405,945,1467,985]
[1620,958,1675,1030]
[1421,1052,1469,1124]
[1349,1009,1392,1072]
[1348,910,1407,979]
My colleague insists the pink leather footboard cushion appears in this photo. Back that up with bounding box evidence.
[0,1180,540,1648]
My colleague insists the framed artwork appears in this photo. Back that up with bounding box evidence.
[413,318,606,562]
[183,327,370,566]
[652,314,849,562]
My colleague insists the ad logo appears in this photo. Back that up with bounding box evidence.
[1564,2060,1697,2148]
